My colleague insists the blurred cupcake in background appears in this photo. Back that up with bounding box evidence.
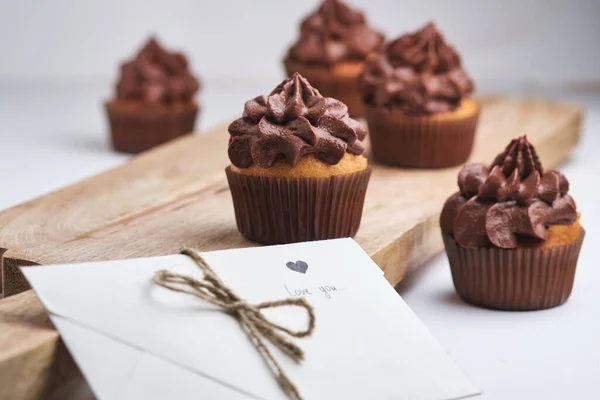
[440,136,584,311]
[105,37,201,154]
[284,0,384,118]
[359,22,478,168]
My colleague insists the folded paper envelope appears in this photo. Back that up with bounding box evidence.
[22,238,480,400]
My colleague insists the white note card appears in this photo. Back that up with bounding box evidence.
[23,238,480,400]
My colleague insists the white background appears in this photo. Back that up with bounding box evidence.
[1,0,599,86]
[1,1,599,399]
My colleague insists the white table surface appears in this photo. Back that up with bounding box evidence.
[1,78,598,400]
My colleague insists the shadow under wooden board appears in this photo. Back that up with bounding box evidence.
[0,97,583,399]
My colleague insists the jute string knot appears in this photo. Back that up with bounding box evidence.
[153,248,316,400]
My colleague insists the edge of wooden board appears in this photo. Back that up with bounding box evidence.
[0,122,233,297]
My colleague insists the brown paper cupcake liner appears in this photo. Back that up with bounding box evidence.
[284,58,365,118]
[226,166,372,245]
[443,230,585,311]
[105,101,198,154]
[364,103,479,168]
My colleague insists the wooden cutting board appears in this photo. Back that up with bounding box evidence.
[0,97,583,399]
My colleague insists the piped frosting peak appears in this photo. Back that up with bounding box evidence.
[441,136,577,249]
[490,136,543,180]
[228,73,366,168]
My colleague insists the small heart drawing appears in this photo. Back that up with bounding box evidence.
[286,260,308,274]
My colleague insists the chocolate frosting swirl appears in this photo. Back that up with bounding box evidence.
[287,0,384,66]
[116,37,200,103]
[358,22,474,115]
[440,136,577,249]
[228,73,366,168]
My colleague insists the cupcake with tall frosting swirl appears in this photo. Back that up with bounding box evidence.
[105,37,201,153]
[358,22,479,168]
[284,0,384,118]
[226,73,371,244]
[440,136,584,311]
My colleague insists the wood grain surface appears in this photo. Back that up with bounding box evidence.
[0,97,583,399]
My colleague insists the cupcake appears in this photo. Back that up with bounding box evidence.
[440,136,584,311]
[226,72,371,245]
[284,0,384,118]
[359,22,479,168]
[105,37,201,154]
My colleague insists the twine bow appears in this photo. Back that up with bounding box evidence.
[153,248,315,400]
